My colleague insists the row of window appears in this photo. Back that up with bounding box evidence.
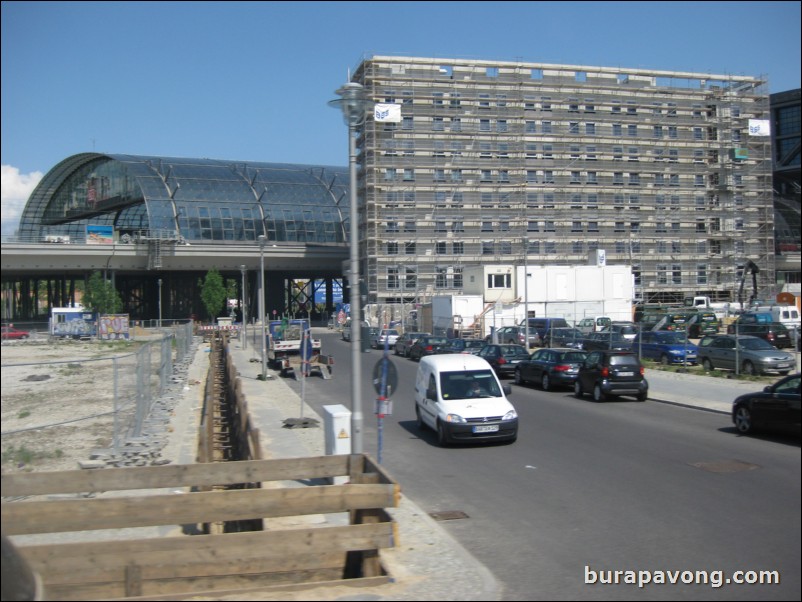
[384,89,734,119]
[387,168,747,187]
[382,263,718,290]
[387,116,737,140]
[385,239,735,256]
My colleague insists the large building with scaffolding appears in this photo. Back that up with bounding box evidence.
[350,56,775,307]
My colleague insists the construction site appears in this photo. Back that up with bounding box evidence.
[353,56,775,308]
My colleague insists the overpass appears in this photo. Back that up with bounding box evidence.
[1,237,349,323]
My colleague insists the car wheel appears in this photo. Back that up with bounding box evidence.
[636,391,647,401]
[742,361,756,376]
[593,384,606,402]
[541,374,551,391]
[702,358,714,371]
[514,369,526,386]
[415,406,427,431]
[660,354,670,365]
[436,422,449,447]
[574,381,584,398]
[733,405,754,434]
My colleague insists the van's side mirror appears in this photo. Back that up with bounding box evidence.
[426,387,437,401]
[503,384,512,396]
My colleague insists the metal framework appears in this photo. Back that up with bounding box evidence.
[353,56,775,307]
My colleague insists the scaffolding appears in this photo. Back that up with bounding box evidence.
[354,57,775,310]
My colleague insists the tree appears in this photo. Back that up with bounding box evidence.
[83,271,123,315]
[199,269,227,321]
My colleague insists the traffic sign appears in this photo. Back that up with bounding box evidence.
[372,356,398,397]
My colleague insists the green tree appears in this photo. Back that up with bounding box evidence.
[83,271,123,314]
[199,269,227,321]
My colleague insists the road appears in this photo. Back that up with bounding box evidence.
[285,329,801,601]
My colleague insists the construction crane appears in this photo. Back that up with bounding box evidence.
[737,260,760,311]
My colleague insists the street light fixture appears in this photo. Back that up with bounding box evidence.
[329,79,372,454]
[240,264,247,350]
[258,235,268,381]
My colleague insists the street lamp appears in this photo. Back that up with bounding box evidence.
[157,278,163,329]
[329,79,372,454]
[258,235,267,380]
[240,264,247,350]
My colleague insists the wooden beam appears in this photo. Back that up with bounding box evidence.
[2,483,399,535]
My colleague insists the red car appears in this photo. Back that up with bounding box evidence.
[1,326,30,340]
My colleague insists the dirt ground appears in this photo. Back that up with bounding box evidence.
[1,335,159,475]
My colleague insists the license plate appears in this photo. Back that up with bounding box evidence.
[473,424,499,433]
[618,371,634,377]
[776,363,791,368]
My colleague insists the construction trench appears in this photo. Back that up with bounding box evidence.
[1,332,400,600]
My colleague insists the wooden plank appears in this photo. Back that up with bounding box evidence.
[3,483,399,535]
[17,523,396,582]
[1,456,353,497]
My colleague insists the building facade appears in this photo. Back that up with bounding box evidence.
[352,56,775,308]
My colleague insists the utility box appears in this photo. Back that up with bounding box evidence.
[322,404,351,484]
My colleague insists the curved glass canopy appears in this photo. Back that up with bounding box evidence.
[18,153,350,244]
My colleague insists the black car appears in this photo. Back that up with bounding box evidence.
[726,322,792,349]
[408,335,449,361]
[515,347,588,391]
[580,331,633,352]
[436,338,486,355]
[732,373,801,435]
[540,327,585,349]
[476,344,531,378]
[574,350,648,402]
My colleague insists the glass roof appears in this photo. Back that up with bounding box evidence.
[18,153,350,244]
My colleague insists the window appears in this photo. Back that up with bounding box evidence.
[497,120,508,132]
[387,241,398,255]
[482,241,495,255]
[402,116,413,130]
[405,267,417,290]
[435,267,448,288]
[672,265,682,285]
[573,241,585,253]
[450,118,462,132]
[487,273,512,289]
[436,241,447,255]
[569,122,580,134]
[586,123,596,135]
[480,119,491,132]
[387,267,399,290]
[627,124,638,137]
[526,120,536,133]
[542,121,552,133]
[405,242,416,255]
[612,124,622,137]
[432,117,444,131]
[452,241,464,255]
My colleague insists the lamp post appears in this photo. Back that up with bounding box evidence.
[258,235,267,380]
[240,264,247,350]
[157,278,163,329]
[329,80,371,454]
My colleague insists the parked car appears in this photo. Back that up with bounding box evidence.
[576,316,611,335]
[600,322,639,341]
[574,350,648,402]
[580,331,632,352]
[370,328,400,350]
[486,326,541,348]
[476,344,531,378]
[341,319,371,342]
[540,327,585,349]
[521,317,570,341]
[731,373,801,435]
[436,338,486,355]
[1,326,30,340]
[685,312,720,338]
[408,335,449,361]
[725,321,792,349]
[697,334,796,376]
[514,348,588,391]
[631,330,698,365]
[394,332,429,357]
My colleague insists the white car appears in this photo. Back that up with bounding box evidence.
[371,328,400,349]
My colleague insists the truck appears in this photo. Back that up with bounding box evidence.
[266,319,331,379]
[683,296,732,320]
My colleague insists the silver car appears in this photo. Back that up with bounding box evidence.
[697,334,796,376]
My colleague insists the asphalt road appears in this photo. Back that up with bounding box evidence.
[284,330,801,601]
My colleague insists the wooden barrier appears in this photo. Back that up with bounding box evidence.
[1,455,400,600]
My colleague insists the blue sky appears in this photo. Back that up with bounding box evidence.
[2,1,800,234]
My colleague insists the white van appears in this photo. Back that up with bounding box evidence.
[753,305,800,330]
[414,354,518,446]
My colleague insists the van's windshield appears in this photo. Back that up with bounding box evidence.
[440,370,501,400]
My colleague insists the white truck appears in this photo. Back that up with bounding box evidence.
[267,319,330,379]
[683,296,731,320]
